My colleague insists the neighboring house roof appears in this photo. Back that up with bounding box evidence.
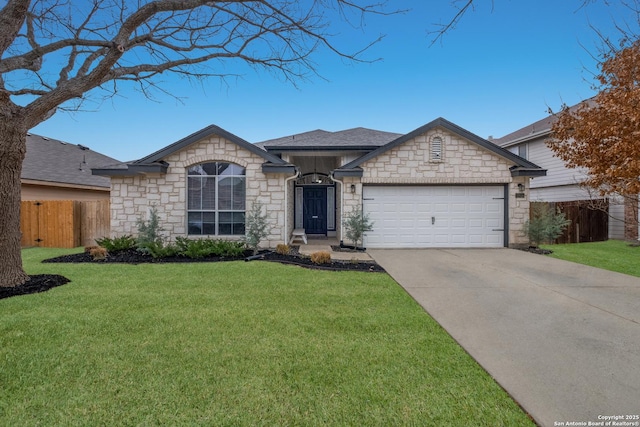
[256,127,402,151]
[495,99,596,147]
[23,133,121,189]
[93,124,294,176]
[335,117,545,177]
[494,113,556,147]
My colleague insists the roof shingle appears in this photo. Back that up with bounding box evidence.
[23,133,121,188]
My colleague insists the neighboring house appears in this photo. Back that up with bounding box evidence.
[93,117,545,249]
[494,105,628,241]
[21,133,122,248]
[22,133,121,201]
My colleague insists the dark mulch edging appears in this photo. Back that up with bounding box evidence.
[42,248,386,272]
[0,275,70,301]
[519,246,554,255]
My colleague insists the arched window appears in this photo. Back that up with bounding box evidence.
[431,136,443,161]
[187,162,246,235]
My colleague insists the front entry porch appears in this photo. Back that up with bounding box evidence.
[294,173,337,238]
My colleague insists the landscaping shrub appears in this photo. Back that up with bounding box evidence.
[343,207,373,249]
[245,201,270,255]
[148,242,181,259]
[524,203,571,247]
[136,206,165,254]
[172,237,246,258]
[310,251,332,264]
[89,246,108,260]
[95,235,136,252]
[275,244,290,255]
[215,240,246,257]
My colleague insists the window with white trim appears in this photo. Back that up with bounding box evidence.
[431,136,443,161]
[187,162,246,235]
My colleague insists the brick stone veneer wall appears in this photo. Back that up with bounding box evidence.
[109,135,288,247]
[343,128,531,247]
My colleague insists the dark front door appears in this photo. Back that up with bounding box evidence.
[303,187,327,235]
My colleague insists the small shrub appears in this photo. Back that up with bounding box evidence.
[245,201,270,255]
[141,241,181,259]
[524,203,571,247]
[215,240,246,257]
[343,207,374,249]
[310,251,331,264]
[95,235,136,252]
[136,207,165,254]
[89,246,108,260]
[276,244,290,255]
[173,237,246,258]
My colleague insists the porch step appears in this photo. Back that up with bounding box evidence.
[290,229,308,245]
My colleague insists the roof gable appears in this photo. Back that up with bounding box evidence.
[338,117,542,172]
[94,124,293,176]
[134,124,285,165]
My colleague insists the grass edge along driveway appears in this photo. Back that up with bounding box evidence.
[0,248,534,426]
[542,239,640,277]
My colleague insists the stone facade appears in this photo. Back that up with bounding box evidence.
[110,135,289,247]
[109,126,533,248]
[342,128,531,247]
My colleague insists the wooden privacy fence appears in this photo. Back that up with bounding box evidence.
[20,200,110,248]
[531,200,609,244]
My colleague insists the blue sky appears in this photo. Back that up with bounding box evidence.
[30,1,633,161]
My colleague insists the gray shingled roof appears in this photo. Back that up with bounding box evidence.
[23,133,121,188]
[256,127,402,150]
[495,99,596,147]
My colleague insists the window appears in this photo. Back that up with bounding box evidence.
[518,143,528,160]
[431,136,443,161]
[187,162,246,235]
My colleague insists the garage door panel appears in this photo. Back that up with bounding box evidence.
[363,185,505,248]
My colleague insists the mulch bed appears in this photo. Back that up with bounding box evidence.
[1,249,384,301]
[41,248,385,273]
[0,275,70,301]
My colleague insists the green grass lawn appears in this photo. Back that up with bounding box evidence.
[1,248,534,426]
[541,239,640,277]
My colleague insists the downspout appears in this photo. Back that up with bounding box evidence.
[284,167,300,244]
[329,171,344,244]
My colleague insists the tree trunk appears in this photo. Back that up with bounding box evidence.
[0,109,29,287]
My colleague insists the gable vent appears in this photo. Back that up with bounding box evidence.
[431,136,443,161]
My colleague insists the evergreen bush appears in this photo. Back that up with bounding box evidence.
[343,207,374,249]
[524,203,571,247]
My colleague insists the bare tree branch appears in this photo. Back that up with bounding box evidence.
[0,1,397,127]
[0,0,30,55]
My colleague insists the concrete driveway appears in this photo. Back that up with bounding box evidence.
[368,249,640,427]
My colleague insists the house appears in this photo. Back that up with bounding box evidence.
[494,105,628,242]
[22,132,120,201]
[93,117,545,248]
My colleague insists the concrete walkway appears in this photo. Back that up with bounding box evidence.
[369,248,640,427]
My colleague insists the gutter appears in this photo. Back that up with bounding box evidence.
[498,129,552,148]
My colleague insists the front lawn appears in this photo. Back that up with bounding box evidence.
[0,248,533,426]
[541,240,640,277]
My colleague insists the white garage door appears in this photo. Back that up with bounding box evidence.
[363,186,505,248]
